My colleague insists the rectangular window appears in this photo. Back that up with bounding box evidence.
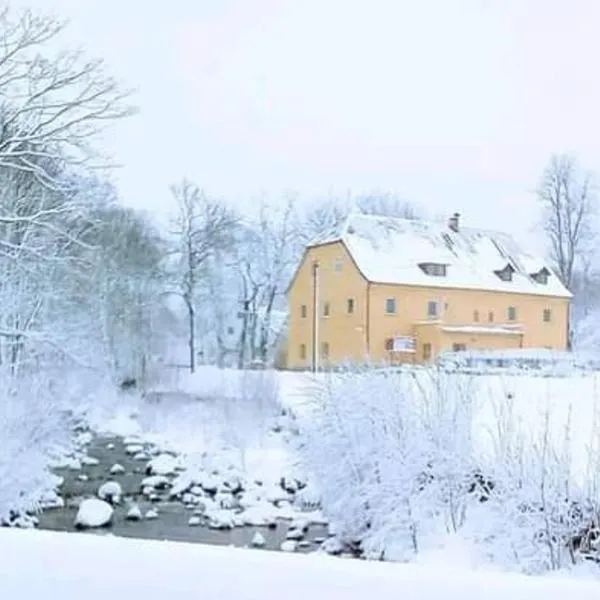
[543,308,552,323]
[453,343,467,352]
[323,302,330,317]
[334,258,343,272]
[385,338,394,351]
[385,298,396,314]
[507,306,517,321]
[422,343,432,361]
[300,304,307,318]
[347,298,355,314]
[473,310,480,322]
[299,344,306,360]
[321,341,330,358]
[488,311,494,323]
[427,301,438,318]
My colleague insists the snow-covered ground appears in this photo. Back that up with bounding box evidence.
[2,528,600,599]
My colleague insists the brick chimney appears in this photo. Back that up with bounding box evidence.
[448,212,460,232]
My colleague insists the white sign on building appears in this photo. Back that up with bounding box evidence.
[393,336,416,353]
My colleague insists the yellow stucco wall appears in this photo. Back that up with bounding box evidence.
[286,242,368,368]
[286,242,570,369]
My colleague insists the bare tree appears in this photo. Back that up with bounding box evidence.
[537,154,597,348]
[355,192,421,220]
[170,179,237,373]
[0,9,134,185]
[235,198,299,368]
[538,154,596,292]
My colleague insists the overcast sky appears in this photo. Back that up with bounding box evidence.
[12,0,600,247]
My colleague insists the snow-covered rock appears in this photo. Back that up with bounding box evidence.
[188,516,202,527]
[64,457,82,471]
[109,463,125,475]
[141,475,170,490]
[286,527,305,541]
[280,540,297,552]
[320,537,345,555]
[216,492,239,510]
[81,456,100,467]
[199,474,219,495]
[240,504,278,527]
[207,510,235,530]
[75,499,113,529]
[133,452,148,461]
[190,486,204,496]
[98,481,122,505]
[77,474,89,482]
[106,442,115,450]
[145,509,159,520]
[182,492,199,505]
[146,454,179,476]
[169,474,193,498]
[125,505,142,521]
[123,436,142,446]
[39,490,64,510]
[125,444,144,456]
[251,532,266,548]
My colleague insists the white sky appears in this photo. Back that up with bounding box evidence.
[11,0,600,248]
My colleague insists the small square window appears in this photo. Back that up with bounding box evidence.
[423,343,432,360]
[543,308,552,323]
[488,311,494,323]
[321,341,330,358]
[323,302,330,317]
[385,338,394,351]
[347,298,355,314]
[427,301,438,318]
[385,298,396,314]
[299,344,307,360]
[473,310,480,322]
[508,306,517,321]
[300,305,307,318]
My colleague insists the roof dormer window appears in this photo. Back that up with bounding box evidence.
[494,264,515,282]
[531,267,550,285]
[419,262,447,277]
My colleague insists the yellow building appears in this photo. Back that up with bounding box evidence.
[286,213,572,369]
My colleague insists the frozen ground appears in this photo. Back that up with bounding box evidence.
[2,528,600,599]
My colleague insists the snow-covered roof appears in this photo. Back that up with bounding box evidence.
[312,213,571,298]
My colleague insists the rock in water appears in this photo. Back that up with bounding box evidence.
[126,505,143,521]
[145,509,159,520]
[81,456,100,466]
[251,532,266,548]
[109,463,125,475]
[98,481,123,505]
[146,454,178,476]
[75,499,113,529]
[188,516,202,527]
[280,540,297,552]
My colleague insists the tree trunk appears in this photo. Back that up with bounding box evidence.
[184,295,196,373]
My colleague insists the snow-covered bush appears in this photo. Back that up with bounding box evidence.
[0,369,75,521]
[300,366,481,560]
[301,366,600,573]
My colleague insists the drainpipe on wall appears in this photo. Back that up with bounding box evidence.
[311,260,319,373]
[365,281,371,360]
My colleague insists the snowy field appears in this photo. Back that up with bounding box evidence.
[2,528,600,599]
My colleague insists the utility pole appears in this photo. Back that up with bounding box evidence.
[311,260,319,373]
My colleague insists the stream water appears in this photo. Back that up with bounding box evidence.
[37,435,328,552]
